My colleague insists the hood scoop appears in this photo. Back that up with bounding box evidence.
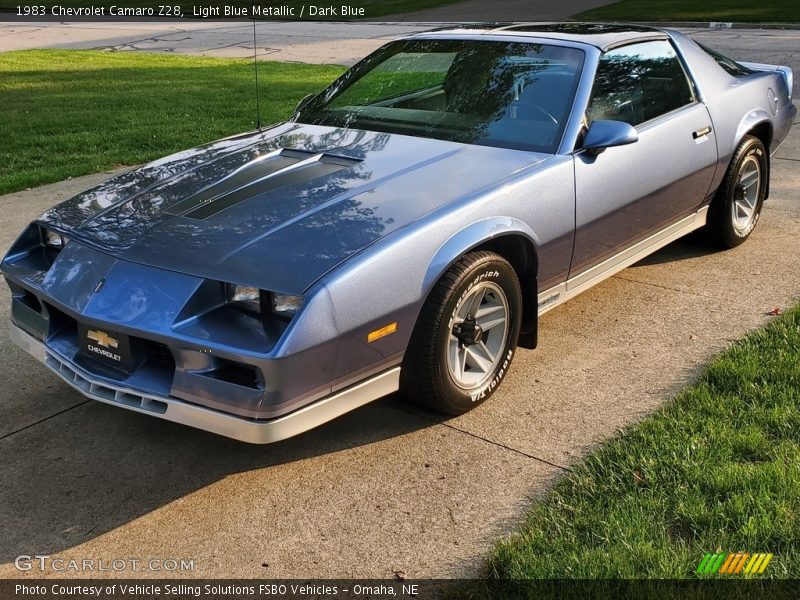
[167,148,361,220]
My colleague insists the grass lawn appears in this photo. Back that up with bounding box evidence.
[578,0,799,23]
[489,305,800,579]
[0,50,345,195]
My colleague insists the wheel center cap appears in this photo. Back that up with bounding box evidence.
[454,320,483,346]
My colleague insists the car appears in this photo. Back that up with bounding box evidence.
[2,23,795,443]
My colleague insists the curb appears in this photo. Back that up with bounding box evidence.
[631,21,800,31]
[373,20,800,31]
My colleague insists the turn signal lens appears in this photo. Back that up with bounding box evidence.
[368,322,397,343]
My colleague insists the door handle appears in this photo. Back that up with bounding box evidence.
[692,126,712,139]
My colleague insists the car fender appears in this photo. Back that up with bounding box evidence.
[732,109,773,197]
[734,109,773,148]
[422,217,540,293]
[423,217,542,349]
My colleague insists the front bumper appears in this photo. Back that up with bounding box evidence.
[10,323,399,444]
[2,234,380,420]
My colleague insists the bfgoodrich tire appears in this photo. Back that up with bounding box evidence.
[705,135,767,248]
[401,251,522,415]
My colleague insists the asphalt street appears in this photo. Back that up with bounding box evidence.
[0,22,798,96]
[0,0,613,62]
[0,26,799,579]
[0,21,429,65]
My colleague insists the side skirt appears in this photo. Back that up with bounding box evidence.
[537,206,709,316]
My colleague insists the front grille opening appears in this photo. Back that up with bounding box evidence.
[145,341,176,371]
[205,358,261,390]
[18,288,43,313]
[43,302,77,339]
[45,353,168,415]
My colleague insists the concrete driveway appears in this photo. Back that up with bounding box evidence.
[0,32,799,580]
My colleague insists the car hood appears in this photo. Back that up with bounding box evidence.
[39,123,549,294]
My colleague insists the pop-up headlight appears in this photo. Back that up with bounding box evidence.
[41,227,69,250]
[271,293,304,318]
[225,284,304,320]
[228,284,262,314]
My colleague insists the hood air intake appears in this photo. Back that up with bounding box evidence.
[168,149,361,220]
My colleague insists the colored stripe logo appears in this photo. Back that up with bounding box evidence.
[696,552,773,575]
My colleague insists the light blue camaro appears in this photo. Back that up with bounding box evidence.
[2,24,795,442]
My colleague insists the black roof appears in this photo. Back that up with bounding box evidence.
[414,22,666,50]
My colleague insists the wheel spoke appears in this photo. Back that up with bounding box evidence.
[464,288,486,318]
[465,343,493,373]
[478,341,498,363]
[740,171,758,187]
[746,186,759,209]
[478,316,506,332]
[475,303,505,330]
[448,339,462,379]
[735,200,752,220]
[475,303,504,319]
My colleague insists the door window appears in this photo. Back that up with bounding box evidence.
[587,40,695,126]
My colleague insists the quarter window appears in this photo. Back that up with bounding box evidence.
[697,42,753,77]
[587,40,695,126]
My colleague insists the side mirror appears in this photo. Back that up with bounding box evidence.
[582,120,638,154]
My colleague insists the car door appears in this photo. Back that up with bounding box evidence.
[570,39,718,276]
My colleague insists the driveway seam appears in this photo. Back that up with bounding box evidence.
[438,421,572,471]
[391,402,571,471]
[0,400,90,442]
[612,274,723,302]
[612,274,792,316]
[765,205,800,214]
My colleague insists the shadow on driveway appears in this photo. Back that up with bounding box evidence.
[0,393,442,565]
[631,231,722,267]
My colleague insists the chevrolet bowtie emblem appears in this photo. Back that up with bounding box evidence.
[87,330,119,349]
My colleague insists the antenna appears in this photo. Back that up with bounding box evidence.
[252,19,262,130]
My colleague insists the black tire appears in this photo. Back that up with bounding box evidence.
[401,251,522,415]
[705,135,767,248]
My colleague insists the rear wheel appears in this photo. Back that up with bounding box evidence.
[401,251,522,415]
[705,135,767,248]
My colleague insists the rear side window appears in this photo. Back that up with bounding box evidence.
[697,42,753,77]
[588,40,695,126]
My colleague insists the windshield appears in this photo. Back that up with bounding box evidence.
[296,39,585,153]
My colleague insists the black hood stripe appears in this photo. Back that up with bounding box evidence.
[167,149,361,220]
[166,148,313,216]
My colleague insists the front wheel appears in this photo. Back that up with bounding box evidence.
[705,135,767,248]
[401,251,522,415]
